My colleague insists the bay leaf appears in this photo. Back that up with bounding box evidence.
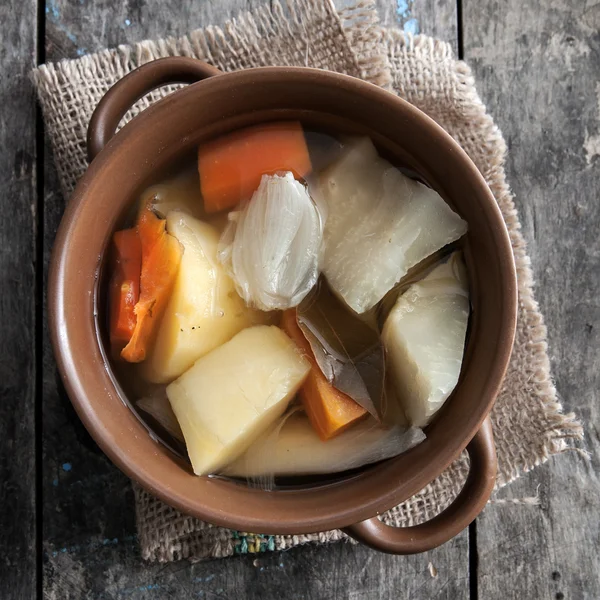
[297,279,385,419]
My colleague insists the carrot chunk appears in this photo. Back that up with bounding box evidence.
[121,208,182,363]
[109,228,142,357]
[281,310,367,440]
[197,121,312,214]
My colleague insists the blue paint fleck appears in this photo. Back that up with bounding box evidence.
[52,478,58,486]
[403,18,420,35]
[259,567,264,571]
[46,0,60,20]
[279,562,284,567]
[396,0,410,18]
[76,48,87,56]
[62,462,72,472]
[194,574,215,583]
[125,18,131,26]
[102,537,119,546]
[138,584,160,592]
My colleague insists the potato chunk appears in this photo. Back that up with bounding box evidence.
[167,326,310,475]
[141,212,271,383]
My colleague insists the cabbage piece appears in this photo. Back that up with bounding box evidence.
[382,253,470,427]
[223,412,425,478]
[319,137,467,313]
[137,388,184,442]
[218,172,323,311]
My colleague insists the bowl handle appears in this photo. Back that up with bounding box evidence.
[87,57,222,162]
[343,417,496,554]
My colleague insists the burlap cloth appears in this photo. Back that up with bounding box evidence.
[33,0,584,562]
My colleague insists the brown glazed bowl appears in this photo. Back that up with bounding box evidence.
[49,57,517,554]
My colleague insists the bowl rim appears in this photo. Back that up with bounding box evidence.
[49,65,518,534]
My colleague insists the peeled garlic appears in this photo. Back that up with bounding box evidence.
[218,172,323,311]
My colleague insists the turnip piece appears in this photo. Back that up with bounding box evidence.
[320,137,467,313]
[382,253,470,427]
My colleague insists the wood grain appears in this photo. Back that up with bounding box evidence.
[0,0,39,598]
[373,0,457,50]
[45,535,469,600]
[463,0,600,598]
[39,1,468,599]
[45,0,267,61]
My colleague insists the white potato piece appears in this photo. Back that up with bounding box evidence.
[320,137,467,313]
[224,413,425,477]
[140,168,205,219]
[382,253,470,427]
[167,326,311,476]
[142,212,272,383]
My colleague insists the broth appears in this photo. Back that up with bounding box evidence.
[103,122,470,487]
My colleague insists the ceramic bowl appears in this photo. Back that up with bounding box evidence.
[49,57,517,554]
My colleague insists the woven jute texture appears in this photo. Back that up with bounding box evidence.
[33,0,584,562]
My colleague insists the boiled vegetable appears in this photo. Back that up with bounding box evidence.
[142,212,273,383]
[297,281,385,419]
[319,137,468,313]
[223,413,425,478]
[198,121,312,213]
[121,207,182,363]
[218,172,323,311]
[109,228,142,357]
[381,379,409,428]
[137,388,184,442]
[281,310,366,440]
[140,168,204,220]
[382,253,469,427]
[167,325,311,476]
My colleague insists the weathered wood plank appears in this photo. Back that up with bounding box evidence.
[374,0,457,50]
[46,534,469,600]
[45,0,265,61]
[463,0,600,598]
[42,1,467,599]
[0,0,39,598]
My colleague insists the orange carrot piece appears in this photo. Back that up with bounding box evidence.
[281,310,367,440]
[109,228,142,357]
[198,121,312,214]
[121,208,182,363]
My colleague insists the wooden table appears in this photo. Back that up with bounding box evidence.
[1,0,598,598]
